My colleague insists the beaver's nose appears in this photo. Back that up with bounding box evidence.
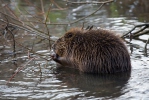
[50,52,60,63]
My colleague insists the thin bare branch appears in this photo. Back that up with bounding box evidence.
[70,3,104,24]
[51,0,63,10]
[15,41,50,61]
[122,23,149,38]
[18,0,114,26]
[65,0,114,4]
[24,0,42,12]
[6,57,35,84]
[0,19,49,39]
[133,30,149,37]
[40,0,46,20]
[0,11,23,24]
[23,8,43,22]
[4,17,16,57]
[5,5,18,19]
[44,5,52,49]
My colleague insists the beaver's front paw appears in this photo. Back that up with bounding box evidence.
[50,53,59,60]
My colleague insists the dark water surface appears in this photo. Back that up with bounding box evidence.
[0,0,149,100]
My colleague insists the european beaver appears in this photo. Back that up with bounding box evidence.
[52,27,131,74]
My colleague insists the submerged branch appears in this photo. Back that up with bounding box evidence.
[145,38,149,49]
[6,57,35,84]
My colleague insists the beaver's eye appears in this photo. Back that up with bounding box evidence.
[65,32,73,38]
[57,38,62,42]
[56,38,63,43]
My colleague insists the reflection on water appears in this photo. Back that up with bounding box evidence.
[0,0,149,100]
[56,67,131,99]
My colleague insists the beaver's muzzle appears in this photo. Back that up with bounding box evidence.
[51,52,59,60]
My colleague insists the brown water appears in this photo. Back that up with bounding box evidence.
[0,0,149,100]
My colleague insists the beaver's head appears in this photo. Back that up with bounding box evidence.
[53,28,87,56]
[52,28,85,66]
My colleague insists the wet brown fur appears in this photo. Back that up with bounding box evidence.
[52,28,131,74]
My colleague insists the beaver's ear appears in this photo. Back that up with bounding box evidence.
[64,32,73,38]
[74,35,84,44]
